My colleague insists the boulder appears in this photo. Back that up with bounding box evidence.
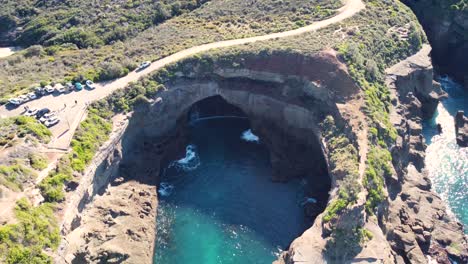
[455,110,468,147]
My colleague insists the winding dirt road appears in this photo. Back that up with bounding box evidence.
[0,0,364,149]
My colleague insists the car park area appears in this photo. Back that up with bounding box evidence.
[0,60,157,149]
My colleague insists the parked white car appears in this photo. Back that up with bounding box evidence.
[39,112,56,123]
[27,92,37,100]
[23,108,38,117]
[44,117,60,127]
[8,98,22,106]
[54,83,66,93]
[45,85,55,93]
[18,95,29,103]
[66,82,74,91]
[136,61,151,71]
[85,80,96,90]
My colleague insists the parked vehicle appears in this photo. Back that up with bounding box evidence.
[8,98,22,106]
[66,82,74,91]
[44,117,60,127]
[85,80,95,90]
[27,92,37,100]
[23,108,38,117]
[54,83,66,93]
[36,108,50,119]
[40,113,56,123]
[45,85,55,94]
[35,87,46,96]
[136,61,151,71]
[75,82,83,91]
[18,95,29,103]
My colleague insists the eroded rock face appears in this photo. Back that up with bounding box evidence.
[455,110,468,147]
[385,45,468,263]
[402,0,468,89]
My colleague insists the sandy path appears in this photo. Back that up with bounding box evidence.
[0,0,365,150]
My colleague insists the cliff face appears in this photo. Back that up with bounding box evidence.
[385,45,467,263]
[403,0,468,88]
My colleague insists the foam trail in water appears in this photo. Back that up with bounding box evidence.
[169,144,201,171]
[158,182,175,197]
[241,129,259,143]
[301,197,317,206]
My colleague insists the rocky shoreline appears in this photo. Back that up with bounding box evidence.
[384,44,467,263]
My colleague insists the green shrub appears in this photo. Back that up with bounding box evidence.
[14,116,52,142]
[70,114,112,172]
[0,198,59,264]
[363,146,392,213]
[39,173,72,202]
[323,198,349,222]
[28,153,48,170]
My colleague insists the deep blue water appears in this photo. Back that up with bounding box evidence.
[154,118,308,263]
[422,77,468,232]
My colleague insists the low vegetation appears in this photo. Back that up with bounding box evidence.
[325,227,373,260]
[0,0,343,100]
[0,163,36,192]
[39,155,73,203]
[0,198,59,264]
[363,147,393,213]
[320,116,361,223]
[28,153,48,171]
[0,116,51,146]
[0,0,209,47]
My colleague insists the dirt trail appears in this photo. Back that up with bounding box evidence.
[0,0,365,150]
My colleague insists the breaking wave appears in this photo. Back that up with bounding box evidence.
[158,182,175,197]
[241,129,259,143]
[169,145,201,171]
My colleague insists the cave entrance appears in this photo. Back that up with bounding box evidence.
[154,94,330,263]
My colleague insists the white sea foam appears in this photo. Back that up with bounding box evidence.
[241,129,259,143]
[158,182,174,197]
[169,145,201,171]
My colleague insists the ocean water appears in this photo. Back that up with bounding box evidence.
[154,118,309,263]
[422,77,468,233]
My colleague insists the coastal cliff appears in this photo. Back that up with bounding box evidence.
[402,0,468,89]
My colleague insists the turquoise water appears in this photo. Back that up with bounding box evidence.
[422,77,468,232]
[154,118,309,263]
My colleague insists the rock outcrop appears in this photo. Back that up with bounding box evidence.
[386,44,467,263]
[402,0,468,89]
[455,110,468,147]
